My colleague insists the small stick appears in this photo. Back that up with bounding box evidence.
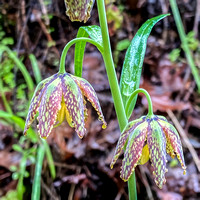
[193,0,200,37]
[139,166,154,200]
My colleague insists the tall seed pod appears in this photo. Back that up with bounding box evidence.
[64,0,95,23]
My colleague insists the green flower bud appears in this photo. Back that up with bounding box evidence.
[64,0,95,23]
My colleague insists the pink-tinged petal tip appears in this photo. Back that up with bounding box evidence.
[120,121,148,181]
[38,77,62,138]
[62,74,86,139]
[70,75,107,129]
[24,74,58,136]
[147,119,167,189]
[110,117,145,169]
[158,118,186,174]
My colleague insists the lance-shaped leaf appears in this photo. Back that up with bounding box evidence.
[74,25,103,77]
[24,74,58,135]
[38,78,62,138]
[121,122,148,181]
[158,119,186,173]
[62,75,86,138]
[147,120,167,189]
[120,14,170,119]
[71,75,107,129]
[110,117,144,169]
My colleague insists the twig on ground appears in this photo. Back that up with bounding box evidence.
[159,0,169,42]
[38,0,50,26]
[68,167,81,200]
[41,178,59,200]
[139,166,154,200]
[193,0,200,37]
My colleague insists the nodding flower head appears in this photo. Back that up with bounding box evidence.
[110,115,186,189]
[64,0,94,23]
[24,72,107,139]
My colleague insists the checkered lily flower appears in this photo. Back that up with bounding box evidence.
[110,115,186,189]
[24,73,107,139]
[64,0,94,23]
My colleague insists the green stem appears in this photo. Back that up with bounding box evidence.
[96,0,137,199]
[96,0,127,131]
[31,144,45,200]
[17,156,27,200]
[169,0,200,93]
[42,139,56,179]
[59,37,103,74]
[125,89,153,117]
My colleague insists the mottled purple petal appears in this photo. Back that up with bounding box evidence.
[120,121,148,181]
[62,74,86,138]
[83,96,88,122]
[64,0,94,23]
[147,120,167,189]
[24,74,58,135]
[158,119,186,174]
[71,75,107,129]
[38,77,62,138]
[110,117,144,169]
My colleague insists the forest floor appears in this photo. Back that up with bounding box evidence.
[0,0,200,199]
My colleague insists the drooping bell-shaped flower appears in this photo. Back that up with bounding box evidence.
[64,0,95,23]
[110,115,186,189]
[24,72,107,139]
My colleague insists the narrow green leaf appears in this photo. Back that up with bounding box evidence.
[74,25,103,77]
[0,79,13,114]
[120,14,169,119]
[31,144,45,200]
[0,45,34,96]
[29,54,42,84]
[42,139,56,179]
[12,144,23,152]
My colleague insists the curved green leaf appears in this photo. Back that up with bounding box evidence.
[0,45,34,95]
[42,139,56,179]
[29,54,42,84]
[74,25,103,77]
[120,14,170,119]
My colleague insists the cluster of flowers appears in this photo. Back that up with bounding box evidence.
[24,72,186,189]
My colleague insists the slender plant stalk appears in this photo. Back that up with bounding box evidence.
[96,0,137,199]
[17,156,27,200]
[42,140,56,179]
[125,89,153,117]
[169,0,200,93]
[59,37,103,74]
[31,144,45,200]
[96,0,127,131]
